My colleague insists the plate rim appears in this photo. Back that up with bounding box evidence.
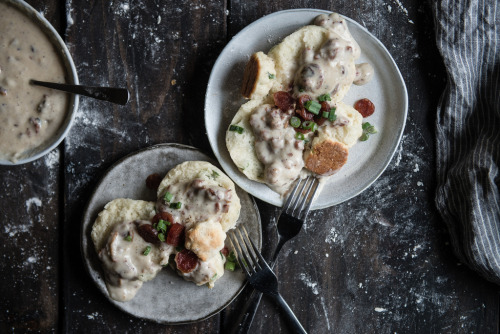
[204,8,408,209]
[80,143,262,324]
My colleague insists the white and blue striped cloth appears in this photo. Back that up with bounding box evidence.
[432,0,500,283]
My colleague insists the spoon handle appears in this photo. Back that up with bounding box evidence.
[30,80,130,105]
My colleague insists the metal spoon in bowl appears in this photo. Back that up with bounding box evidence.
[30,79,130,105]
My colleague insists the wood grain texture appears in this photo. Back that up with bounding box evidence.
[0,1,62,332]
[0,0,498,333]
[61,0,227,332]
[223,0,500,333]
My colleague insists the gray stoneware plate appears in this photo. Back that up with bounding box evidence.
[0,0,79,165]
[81,143,262,324]
[205,9,408,209]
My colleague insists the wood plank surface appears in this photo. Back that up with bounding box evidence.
[61,0,227,332]
[0,0,498,333]
[0,0,62,332]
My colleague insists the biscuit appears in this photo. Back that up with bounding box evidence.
[91,198,156,253]
[227,13,366,194]
[241,52,276,100]
[156,161,241,232]
[185,220,225,262]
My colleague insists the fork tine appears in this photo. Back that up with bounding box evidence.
[240,225,269,270]
[228,232,252,277]
[294,177,320,218]
[285,176,319,216]
[283,177,309,214]
[289,177,312,215]
[235,227,261,272]
[301,178,320,215]
[281,177,303,210]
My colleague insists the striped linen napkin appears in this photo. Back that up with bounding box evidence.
[431,0,500,283]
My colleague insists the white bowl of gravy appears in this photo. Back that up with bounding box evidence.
[0,0,79,165]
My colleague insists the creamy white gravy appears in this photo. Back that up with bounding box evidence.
[157,179,232,286]
[0,2,69,162]
[99,220,172,302]
[249,105,306,194]
[293,13,373,98]
[177,252,225,287]
[249,13,375,195]
[157,179,232,229]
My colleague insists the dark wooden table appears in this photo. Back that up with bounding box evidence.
[1,0,499,333]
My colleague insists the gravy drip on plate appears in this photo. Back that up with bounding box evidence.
[98,220,173,302]
[0,2,69,162]
[249,105,306,194]
[293,13,373,99]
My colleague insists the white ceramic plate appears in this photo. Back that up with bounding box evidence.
[81,144,262,324]
[0,0,79,165]
[205,9,408,209]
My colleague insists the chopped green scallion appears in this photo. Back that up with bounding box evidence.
[295,132,305,140]
[302,121,317,130]
[227,251,237,262]
[318,94,331,102]
[322,111,330,118]
[170,202,182,209]
[163,191,173,202]
[225,261,236,271]
[229,124,244,134]
[124,234,132,242]
[211,170,220,179]
[268,73,275,79]
[362,122,377,134]
[310,122,318,132]
[158,233,165,242]
[301,121,312,129]
[143,246,151,255]
[289,116,301,128]
[157,220,167,232]
[304,100,321,115]
[328,108,337,122]
[360,122,377,141]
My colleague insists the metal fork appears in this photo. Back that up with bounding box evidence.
[229,225,307,334]
[228,176,319,334]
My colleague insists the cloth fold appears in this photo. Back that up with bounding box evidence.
[432,0,500,284]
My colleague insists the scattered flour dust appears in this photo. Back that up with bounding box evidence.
[325,227,341,244]
[393,0,409,15]
[66,0,74,26]
[44,149,60,169]
[299,273,319,295]
[392,0,414,23]
[26,197,42,211]
[87,312,100,320]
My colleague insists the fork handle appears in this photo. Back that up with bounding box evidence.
[227,289,264,334]
[269,293,308,334]
[227,245,285,334]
